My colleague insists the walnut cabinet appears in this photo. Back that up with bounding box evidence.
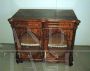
[8,9,80,66]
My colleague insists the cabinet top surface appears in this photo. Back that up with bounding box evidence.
[10,9,79,21]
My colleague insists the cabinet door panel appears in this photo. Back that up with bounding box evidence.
[20,28,43,61]
[44,27,68,62]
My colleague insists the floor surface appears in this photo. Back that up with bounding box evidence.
[0,44,90,71]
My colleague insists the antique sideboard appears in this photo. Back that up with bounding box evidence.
[8,9,80,66]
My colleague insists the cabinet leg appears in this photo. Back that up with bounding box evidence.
[69,59,73,66]
[16,52,23,63]
[69,52,73,66]
[16,59,20,64]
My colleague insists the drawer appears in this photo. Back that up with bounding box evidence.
[12,21,27,27]
[28,21,42,29]
[12,21,42,29]
[59,22,75,29]
[44,21,75,29]
[44,22,59,28]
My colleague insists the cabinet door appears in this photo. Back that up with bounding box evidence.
[44,24,68,62]
[19,28,43,61]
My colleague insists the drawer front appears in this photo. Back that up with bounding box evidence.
[11,21,42,29]
[12,21,28,27]
[59,22,75,29]
[44,21,75,29]
[28,21,42,29]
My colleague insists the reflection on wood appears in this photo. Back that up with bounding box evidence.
[49,31,67,48]
[21,33,40,45]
